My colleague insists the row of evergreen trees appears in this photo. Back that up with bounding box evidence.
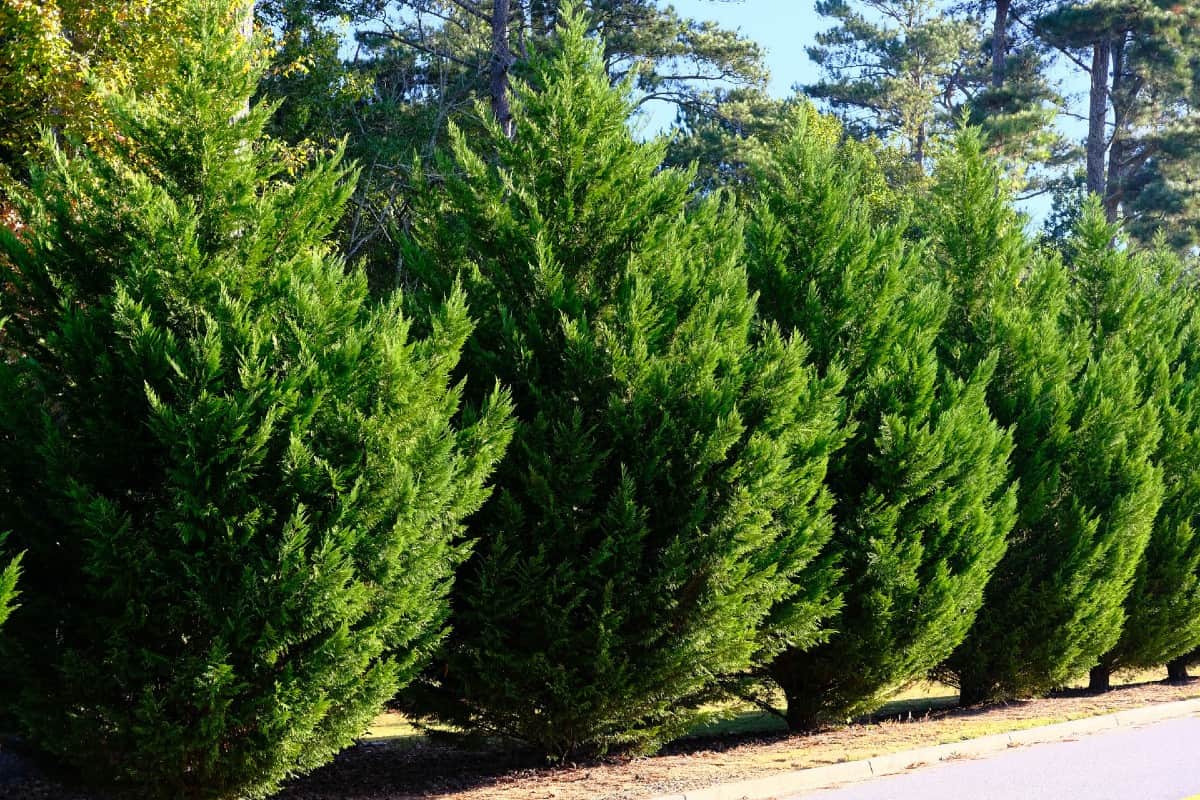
[2,3,1200,798]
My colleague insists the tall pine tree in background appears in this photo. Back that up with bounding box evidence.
[747,108,1014,730]
[402,7,843,758]
[666,91,920,212]
[806,0,978,168]
[1038,0,1200,251]
[927,132,1161,703]
[964,0,1073,190]
[1073,216,1200,690]
[0,3,511,797]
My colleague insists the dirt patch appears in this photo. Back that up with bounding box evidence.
[3,678,1197,800]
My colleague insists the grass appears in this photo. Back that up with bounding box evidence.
[683,681,960,741]
[362,715,425,741]
[296,672,1200,800]
[360,666,1181,747]
[684,665,1177,740]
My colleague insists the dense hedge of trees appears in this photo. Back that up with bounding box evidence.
[924,134,1164,703]
[2,0,1200,797]
[748,108,1014,729]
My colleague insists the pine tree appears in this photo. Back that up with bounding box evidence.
[253,0,769,274]
[1074,219,1200,690]
[665,89,801,192]
[666,92,920,214]
[806,0,979,167]
[747,108,1015,729]
[927,131,1161,703]
[401,7,843,758]
[1037,0,1200,250]
[0,3,511,798]
[965,0,1073,190]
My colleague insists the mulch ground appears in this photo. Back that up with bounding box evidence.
[3,678,1197,800]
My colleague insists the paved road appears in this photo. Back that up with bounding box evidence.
[794,715,1200,800]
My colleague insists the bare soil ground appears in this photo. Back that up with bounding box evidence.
[3,677,1197,800]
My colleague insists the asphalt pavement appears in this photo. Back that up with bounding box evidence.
[794,715,1200,800]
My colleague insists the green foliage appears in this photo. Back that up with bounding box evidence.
[667,92,919,221]
[806,0,978,165]
[253,0,770,285]
[0,0,194,181]
[1038,0,1200,252]
[665,88,803,191]
[928,131,1162,703]
[0,3,511,797]
[1078,223,1200,677]
[0,533,20,630]
[746,107,1015,729]
[401,9,842,758]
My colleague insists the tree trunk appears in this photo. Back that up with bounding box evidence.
[1102,36,1127,223]
[958,685,985,707]
[512,0,529,59]
[991,0,1012,89]
[490,0,516,138]
[957,677,996,707]
[234,1,254,120]
[912,121,927,170]
[1168,657,1191,682]
[1086,38,1112,198]
[772,653,829,732]
[781,684,832,733]
[1088,665,1111,692]
[240,0,253,40]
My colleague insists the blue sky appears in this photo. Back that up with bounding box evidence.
[672,0,825,94]
[635,0,827,137]
[660,0,1088,223]
[637,0,824,130]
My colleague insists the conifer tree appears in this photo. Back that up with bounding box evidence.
[1076,219,1200,691]
[927,131,1161,703]
[0,3,511,798]
[747,108,1015,729]
[806,0,979,167]
[965,0,1073,191]
[1037,0,1200,250]
[402,7,843,758]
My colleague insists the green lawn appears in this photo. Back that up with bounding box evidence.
[361,666,1174,745]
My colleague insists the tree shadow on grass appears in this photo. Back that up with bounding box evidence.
[272,692,970,799]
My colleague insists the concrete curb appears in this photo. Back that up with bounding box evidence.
[647,697,1200,800]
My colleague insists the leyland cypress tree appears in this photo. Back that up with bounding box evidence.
[1076,215,1200,691]
[0,3,511,797]
[747,108,1015,730]
[928,131,1161,703]
[402,8,843,758]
